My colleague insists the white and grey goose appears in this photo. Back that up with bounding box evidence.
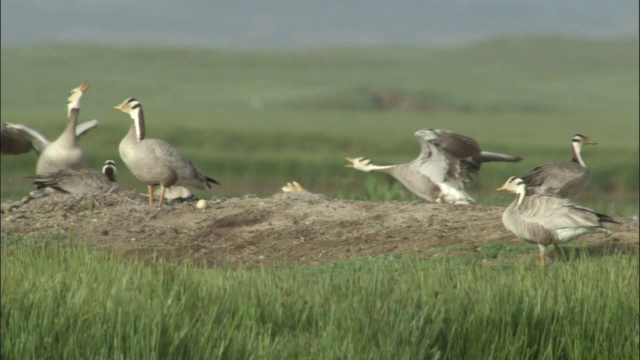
[521,134,597,198]
[496,176,619,265]
[27,160,119,195]
[1,81,98,174]
[114,98,219,206]
[346,129,522,204]
[273,181,330,200]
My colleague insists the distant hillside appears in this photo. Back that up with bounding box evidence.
[1,0,638,48]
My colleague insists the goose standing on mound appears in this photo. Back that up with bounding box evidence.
[346,129,522,204]
[1,81,98,174]
[496,176,619,265]
[114,98,219,206]
[27,160,119,195]
[521,134,597,198]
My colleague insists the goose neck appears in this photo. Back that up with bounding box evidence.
[514,187,527,208]
[571,141,586,167]
[131,109,145,141]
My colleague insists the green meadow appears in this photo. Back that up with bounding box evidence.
[2,38,639,358]
[2,240,639,359]
[1,37,638,213]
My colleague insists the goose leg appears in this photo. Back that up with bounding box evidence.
[148,186,154,207]
[158,186,167,207]
[552,243,563,261]
[537,244,546,266]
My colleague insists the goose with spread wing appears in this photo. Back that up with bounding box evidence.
[346,129,522,204]
[1,81,98,175]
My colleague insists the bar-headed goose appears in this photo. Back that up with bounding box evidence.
[521,134,597,197]
[1,82,98,173]
[34,81,96,175]
[496,176,619,265]
[274,181,330,200]
[27,159,119,195]
[346,129,522,204]
[114,98,219,206]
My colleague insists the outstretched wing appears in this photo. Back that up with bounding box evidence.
[75,119,100,138]
[1,122,50,155]
[431,130,481,160]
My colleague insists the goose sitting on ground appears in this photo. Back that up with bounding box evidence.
[1,82,98,174]
[346,128,522,204]
[496,176,619,265]
[521,134,597,198]
[152,185,197,203]
[273,181,330,200]
[27,159,119,195]
[114,98,219,206]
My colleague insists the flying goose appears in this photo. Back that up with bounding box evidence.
[114,98,219,206]
[496,176,619,265]
[345,128,522,204]
[521,134,597,197]
[27,159,119,195]
[1,83,98,173]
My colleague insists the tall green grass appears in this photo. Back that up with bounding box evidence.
[1,37,638,214]
[2,241,638,359]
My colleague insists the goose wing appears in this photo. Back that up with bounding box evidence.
[74,119,100,138]
[522,162,588,196]
[431,129,481,159]
[145,139,219,189]
[517,195,602,230]
[1,122,50,155]
[27,168,116,194]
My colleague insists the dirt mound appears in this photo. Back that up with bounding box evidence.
[2,192,638,268]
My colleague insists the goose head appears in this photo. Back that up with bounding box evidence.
[114,98,145,140]
[281,181,305,192]
[102,160,117,182]
[496,176,527,195]
[67,81,89,115]
[345,157,375,172]
[114,98,142,115]
[414,128,438,141]
[571,134,597,153]
[570,134,597,166]
[572,134,597,146]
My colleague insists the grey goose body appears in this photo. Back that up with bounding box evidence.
[1,82,98,175]
[36,81,94,175]
[28,160,119,195]
[114,98,219,206]
[497,176,619,265]
[521,134,597,197]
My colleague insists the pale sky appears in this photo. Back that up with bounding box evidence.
[1,0,637,48]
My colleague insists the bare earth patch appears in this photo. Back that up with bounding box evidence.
[2,192,638,268]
